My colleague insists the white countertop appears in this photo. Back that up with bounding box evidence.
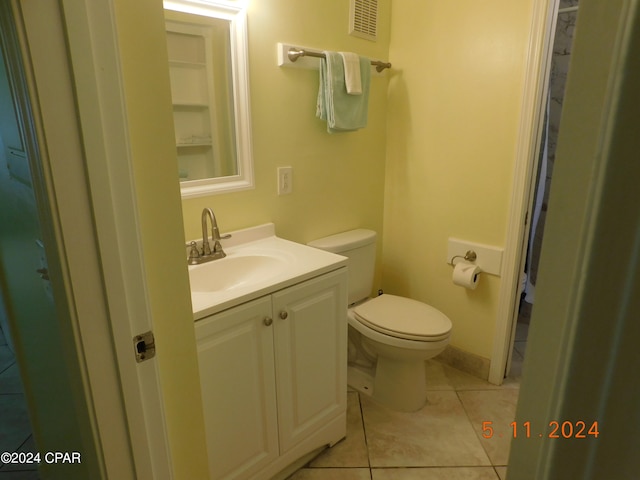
[188,224,347,320]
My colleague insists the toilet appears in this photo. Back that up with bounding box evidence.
[309,229,452,412]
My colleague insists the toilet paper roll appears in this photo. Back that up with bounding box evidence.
[452,262,481,290]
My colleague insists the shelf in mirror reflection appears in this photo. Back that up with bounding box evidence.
[172,102,209,108]
[177,134,212,146]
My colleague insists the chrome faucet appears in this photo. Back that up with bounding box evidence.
[188,208,230,265]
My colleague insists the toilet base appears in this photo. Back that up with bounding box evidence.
[346,320,448,412]
[347,366,375,397]
[373,356,427,412]
[347,361,428,412]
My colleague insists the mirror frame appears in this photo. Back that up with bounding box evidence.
[164,0,254,198]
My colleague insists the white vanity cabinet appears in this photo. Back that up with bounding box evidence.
[195,268,347,480]
[196,296,278,479]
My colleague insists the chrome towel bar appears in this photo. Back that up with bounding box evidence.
[287,47,391,72]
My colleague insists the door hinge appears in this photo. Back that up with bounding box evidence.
[133,331,156,363]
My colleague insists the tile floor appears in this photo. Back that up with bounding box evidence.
[0,326,39,479]
[0,319,529,480]
[288,321,529,480]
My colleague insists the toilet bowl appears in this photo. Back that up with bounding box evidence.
[348,294,451,411]
[308,230,452,412]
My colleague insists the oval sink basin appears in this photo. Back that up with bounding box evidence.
[189,254,289,294]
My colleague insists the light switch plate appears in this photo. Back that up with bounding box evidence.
[447,238,503,276]
[277,166,293,195]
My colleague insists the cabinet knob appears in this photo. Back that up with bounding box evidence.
[263,316,273,326]
[279,311,288,320]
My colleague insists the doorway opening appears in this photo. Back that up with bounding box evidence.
[509,0,579,378]
[0,26,40,480]
[0,288,38,478]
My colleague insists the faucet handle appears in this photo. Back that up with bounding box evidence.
[188,241,201,265]
[211,240,227,259]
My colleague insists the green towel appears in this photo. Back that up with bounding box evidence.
[316,52,371,133]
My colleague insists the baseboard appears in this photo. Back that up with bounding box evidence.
[436,345,491,380]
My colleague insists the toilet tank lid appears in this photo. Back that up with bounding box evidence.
[308,229,376,253]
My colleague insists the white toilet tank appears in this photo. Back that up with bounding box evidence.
[308,229,376,305]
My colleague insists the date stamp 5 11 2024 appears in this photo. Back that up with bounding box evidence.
[482,421,600,439]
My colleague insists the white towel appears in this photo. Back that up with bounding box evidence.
[339,52,362,95]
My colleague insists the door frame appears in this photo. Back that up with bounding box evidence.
[13,0,172,477]
[489,0,561,384]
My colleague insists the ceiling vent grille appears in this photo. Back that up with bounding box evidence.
[349,0,378,41]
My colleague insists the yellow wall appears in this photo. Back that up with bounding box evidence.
[180,0,541,360]
[383,0,535,359]
[180,0,391,284]
[112,0,209,477]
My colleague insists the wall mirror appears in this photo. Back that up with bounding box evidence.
[164,0,253,198]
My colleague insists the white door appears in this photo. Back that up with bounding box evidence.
[0,18,97,479]
[4,1,174,478]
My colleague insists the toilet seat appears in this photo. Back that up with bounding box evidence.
[353,294,452,342]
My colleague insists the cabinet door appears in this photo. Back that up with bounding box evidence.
[272,269,348,453]
[195,297,278,479]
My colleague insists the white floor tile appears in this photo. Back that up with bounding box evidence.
[457,390,519,466]
[372,467,500,479]
[361,391,491,467]
[310,392,369,468]
[288,467,371,480]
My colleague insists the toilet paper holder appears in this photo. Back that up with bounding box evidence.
[450,250,477,264]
